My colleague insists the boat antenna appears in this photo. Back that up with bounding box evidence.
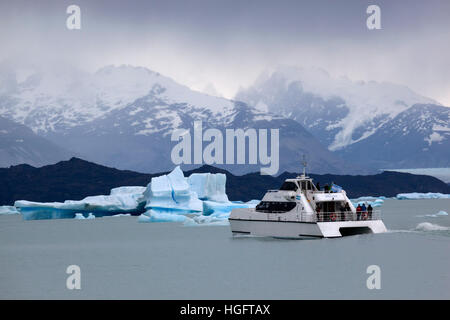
[301,155,307,177]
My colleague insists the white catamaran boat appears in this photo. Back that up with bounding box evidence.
[229,160,387,238]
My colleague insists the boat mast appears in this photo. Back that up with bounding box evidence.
[301,155,307,178]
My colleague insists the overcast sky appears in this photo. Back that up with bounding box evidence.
[1,0,449,105]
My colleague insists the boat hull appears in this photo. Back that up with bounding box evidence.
[229,218,387,238]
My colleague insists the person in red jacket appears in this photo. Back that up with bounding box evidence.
[356,204,362,221]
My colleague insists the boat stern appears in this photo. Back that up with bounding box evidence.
[317,220,388,237]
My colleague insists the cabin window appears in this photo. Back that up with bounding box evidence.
[301,181,307,190]
[256,201,297,213]
[279,182,298,191]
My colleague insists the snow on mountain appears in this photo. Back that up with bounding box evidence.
[236,66,438,151]
[48,93,356,174]
[0,64,234,134]
[0,116,73,168]
[336,104,450,169]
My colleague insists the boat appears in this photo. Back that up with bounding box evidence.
[229,159,387,238]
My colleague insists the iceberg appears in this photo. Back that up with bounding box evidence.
[16,186,146,220]
[143,166,202,214]
[396,192,450,200]
[0,205,20,215]
[351,196,385,208]
[202,200,258,216]
[415,222,450,231]
[13,164,255,225]
[188,173,229,202]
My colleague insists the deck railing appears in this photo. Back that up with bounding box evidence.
[264,210,381,223]
[310,210,381,223]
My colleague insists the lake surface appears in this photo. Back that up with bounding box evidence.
[1,199,449,299]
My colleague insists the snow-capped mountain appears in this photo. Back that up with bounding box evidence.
[0,116,73,167]
[0,64,355,174]
[236,66,438,151]
[0,63,235,134]
[336,104,450,169]
[48,95,357,175]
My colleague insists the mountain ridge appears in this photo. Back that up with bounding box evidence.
[1,157,449,206]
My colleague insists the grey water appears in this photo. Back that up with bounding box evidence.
[1,199,449,299]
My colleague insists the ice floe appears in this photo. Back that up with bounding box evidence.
[15,186,146,220]
[74,212,96,220]
[418,210,449,218]
[396,192,450,200]
[0,206,20,215]
[415,222,450,231]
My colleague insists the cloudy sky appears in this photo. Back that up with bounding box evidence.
[1,0,449,105]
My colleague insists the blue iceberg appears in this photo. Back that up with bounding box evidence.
[188,173,229,202]
[143,166,203,214]
[351,196,385,208]
[16,186,147,220]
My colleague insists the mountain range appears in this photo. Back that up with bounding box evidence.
[0,116,72,167]
[0,63,448,173]
[236,66,450,169]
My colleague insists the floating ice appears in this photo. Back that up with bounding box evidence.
[143,166,202,214]
[188,173,229,202]
[0,205,20,215]
[183,215,230,227]
[351,196,385,208]
[396,193,450,200]
[420,210,449,218]
[138,210,189,223]
[16,186,146,220]
[202,200,256,216]
[415,222,450,231]
[13,165,255,224]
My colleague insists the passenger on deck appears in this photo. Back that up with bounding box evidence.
[344,202,351,212]
[361,203,367,214]
[356,204,362,221]
[367,204,373,220]
[316,204,322,222]
[339,203,345,221]
[316,182,320,191]
[324,184,329,193]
